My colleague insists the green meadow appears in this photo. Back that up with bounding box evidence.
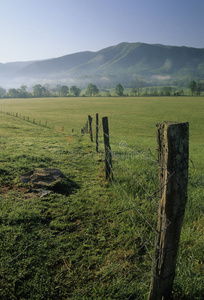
[0,96,203,299]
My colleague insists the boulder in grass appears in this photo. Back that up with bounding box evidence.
[20,168,79,196]
[20,168,65,188]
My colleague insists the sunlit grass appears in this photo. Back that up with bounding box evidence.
[0,96,203,299]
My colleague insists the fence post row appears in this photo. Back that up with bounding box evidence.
[96,113,99,152]
[102,116,113,180]
[148,121,189,300]
[88,115,93,142]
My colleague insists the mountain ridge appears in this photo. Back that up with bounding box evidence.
[1,42,204,88]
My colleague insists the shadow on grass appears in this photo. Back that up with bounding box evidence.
[52,177,80,196]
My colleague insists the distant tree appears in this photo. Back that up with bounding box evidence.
[8,88,20,98]
[161,86,172,96]
[131,87,137,96]
[153,88,159,96]
[43,84,51,97]
[33,84,46,97]
[149,88,159,96]
[19,85,28,98]
[131,76,143,96]
[70,85,81,97]
[61,85,69,97]
[86,83,99,96]
[143,88,149,96]
[196,82,204,96]
[189,80,197,95]
[115,83,124,96]
[50,85,61,96]
[0,86,6,98]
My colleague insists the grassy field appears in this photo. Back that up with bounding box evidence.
[0,96,203,299]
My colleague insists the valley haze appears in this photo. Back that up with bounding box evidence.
[1,42,204,89]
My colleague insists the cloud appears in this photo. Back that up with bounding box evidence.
[152,75,171,80]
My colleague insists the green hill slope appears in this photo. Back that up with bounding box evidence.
[1,42,204,88]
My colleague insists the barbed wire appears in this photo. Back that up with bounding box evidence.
[1,114,192,299]
[0,110,70,134]
[105,147,159,208]
[104,150,171,232]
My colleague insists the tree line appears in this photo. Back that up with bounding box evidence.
[189,80,204,96]
[0,84,81,98]
[0,80,203,98]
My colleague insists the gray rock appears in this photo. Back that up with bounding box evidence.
[30,188,53,198]
[20,168,65,188]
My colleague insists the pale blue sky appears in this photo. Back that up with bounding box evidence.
[0,0,204,63]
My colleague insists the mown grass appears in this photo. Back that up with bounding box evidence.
[0,97,203,299]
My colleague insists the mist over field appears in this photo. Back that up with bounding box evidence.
[1,42,204,89]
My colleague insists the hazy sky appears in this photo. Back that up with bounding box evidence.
[0,0,204,63]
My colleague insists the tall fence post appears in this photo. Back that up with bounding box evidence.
[148,121,189,300]
[96,113,99,152]
[88,115,93,142]
[102,116,113,180]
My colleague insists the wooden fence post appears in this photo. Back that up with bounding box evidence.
[88,115,93,142]
[85,121,88,134]
[102,116,113,180]
[96,113,99,152]
[148,121,189,300]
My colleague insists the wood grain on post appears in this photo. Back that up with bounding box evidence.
[88,115,93,142]
[102,116,113,180]
[149,121,189,300]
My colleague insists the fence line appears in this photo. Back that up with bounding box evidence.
[0,110,66,133]
[83,115,190,298]
[1,112,190,299]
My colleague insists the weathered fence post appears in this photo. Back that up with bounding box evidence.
[148,121,189,300]
[102,116,113,180]
[85,121,88,134]
[88,115,93,142]
[96,113,99,152]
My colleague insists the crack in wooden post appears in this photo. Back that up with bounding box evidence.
[148,121,189,300]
